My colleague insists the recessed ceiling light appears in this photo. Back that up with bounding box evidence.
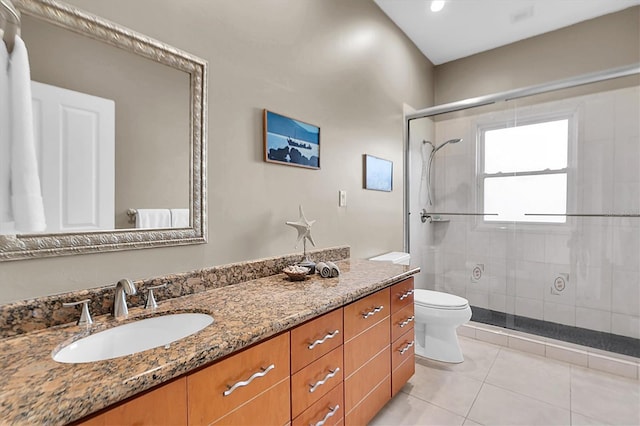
[430,0,445,12]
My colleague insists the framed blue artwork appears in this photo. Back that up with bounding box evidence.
[363,154,393,192]
[263,110,320,169]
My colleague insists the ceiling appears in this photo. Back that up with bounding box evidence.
[374,0,640,65]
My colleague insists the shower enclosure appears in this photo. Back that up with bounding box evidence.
[406,64,639,357]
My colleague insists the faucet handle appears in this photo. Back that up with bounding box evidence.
[145,284,167,310]
[63,299,93,326]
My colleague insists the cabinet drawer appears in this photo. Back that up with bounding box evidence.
[292,382,343,426]
[344,376,390,426]
[390,278,414,313]
[392,354,415,398]
[391,302,415,342]
[187,332,290,425]
[291,308,343,373]
[343,347,390,414]
[391,328,415,372]
[343,287,390,341]
[291,346,344,418]
[211,377,291,426]
[78,377,187,426]
[343,318,389,377]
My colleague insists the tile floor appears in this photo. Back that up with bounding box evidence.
[370,336,640,426]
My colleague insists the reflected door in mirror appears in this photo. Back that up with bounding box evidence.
[31,81,115,233]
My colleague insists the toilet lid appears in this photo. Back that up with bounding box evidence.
[414,289,469,309]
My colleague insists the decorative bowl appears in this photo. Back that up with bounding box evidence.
[283,266,310,281]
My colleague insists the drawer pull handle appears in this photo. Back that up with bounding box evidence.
[312,405,340,426]
[309,367,340,393]
[308,330,340,350]
[399,289,414,301]
[399,316,415,328]
[223,364,275,396]
[362,305,384,319]
[399,340,415,355]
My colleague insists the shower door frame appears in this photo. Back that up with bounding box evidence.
[403,62,640,253]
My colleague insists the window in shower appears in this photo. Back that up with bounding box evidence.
[479,115,571,224]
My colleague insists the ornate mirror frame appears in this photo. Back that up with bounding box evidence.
[0,0,207,261]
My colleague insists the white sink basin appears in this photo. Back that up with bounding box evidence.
[53,313,214,363]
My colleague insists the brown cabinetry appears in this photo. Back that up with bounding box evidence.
[389,278,415,397]
[187,331,290,426]
[291,308,345,425]
[74,278,415,426]
[343,287,391,425]
[77,377,187,426]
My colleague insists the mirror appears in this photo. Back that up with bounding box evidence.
[0,0,207,261]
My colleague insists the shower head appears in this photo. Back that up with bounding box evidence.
[432,138,462,153]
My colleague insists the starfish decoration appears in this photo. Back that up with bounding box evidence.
[286,205,316,249]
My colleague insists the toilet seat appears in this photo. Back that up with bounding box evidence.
[414,289,469,310]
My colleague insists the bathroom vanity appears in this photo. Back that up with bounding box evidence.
[0,257,418,425]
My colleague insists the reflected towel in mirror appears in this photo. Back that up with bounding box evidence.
[170,208,189,228]
[2,36,46,233]
[135,209,171,229]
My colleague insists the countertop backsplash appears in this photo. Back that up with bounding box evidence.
[0,245,350,338]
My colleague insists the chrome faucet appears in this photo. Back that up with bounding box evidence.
[113,278,137,318]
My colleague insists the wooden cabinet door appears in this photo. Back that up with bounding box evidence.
[291,308,343,374]
[390,277,414,313]
[291,346,343,418]
[292,383,343,426]
[343,318,389,377]
[344,376,391,426]
[391,302,415,342]
[343,287,390,341]
[77,377,187,426]
[187,332,290,425]
[211,378,291,426]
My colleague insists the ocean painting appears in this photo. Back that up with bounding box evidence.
[264,110,320,169]
[364,154,393,192]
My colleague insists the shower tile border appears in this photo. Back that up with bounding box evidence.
[460,321,640,380]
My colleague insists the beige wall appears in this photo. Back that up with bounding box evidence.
[434,7,640,104]
[0,0,434,303]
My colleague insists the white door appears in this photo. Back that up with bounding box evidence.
[31,81,115,233]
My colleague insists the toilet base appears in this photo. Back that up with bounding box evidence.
[415,325,465,363]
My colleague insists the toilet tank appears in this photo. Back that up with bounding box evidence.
[368,251,410,265]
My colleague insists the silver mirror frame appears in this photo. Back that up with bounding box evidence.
[1,0,207,261]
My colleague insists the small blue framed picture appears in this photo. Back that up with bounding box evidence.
[364,154,393,192]
[263,110,320,169]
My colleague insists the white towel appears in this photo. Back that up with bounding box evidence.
[0,41,12,232]
[135,209,171,229]
[170,208,189,228]
[7,36,46,233]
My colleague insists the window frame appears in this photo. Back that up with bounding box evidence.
[475,110,577,230]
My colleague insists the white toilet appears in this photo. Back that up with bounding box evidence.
[368,251,472,364]
[413,289,471,363]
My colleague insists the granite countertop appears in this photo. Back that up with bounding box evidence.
[0,258,418,425]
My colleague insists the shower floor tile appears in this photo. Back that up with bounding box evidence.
[371,336,640,426]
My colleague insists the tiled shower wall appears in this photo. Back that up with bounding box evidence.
[427,85,639,340]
